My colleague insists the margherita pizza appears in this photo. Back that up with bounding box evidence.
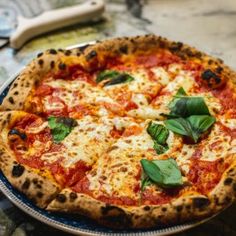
[0,35,235,229]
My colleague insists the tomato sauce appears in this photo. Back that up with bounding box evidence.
[187,159,229,194]
[212,85,236,115]
[136,51,181,69]
[141,188,180,205]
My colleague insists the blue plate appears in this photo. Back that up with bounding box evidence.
[0,72,213,235]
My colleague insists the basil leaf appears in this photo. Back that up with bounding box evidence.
[48,116,78,142]
[96,70,134,86]
[147,122,169,154]
[176,87,187,96]
[164,117,193,137]
[187,115,216,135]
[141,158,183,189]
[152,158,183,187]
[164,115,215,143]
[153,141,169,154]
[96,70,120,83]
[141,173,152,192]
[147,122,169,145]
[140,159,163,183]
[168,87,210,117]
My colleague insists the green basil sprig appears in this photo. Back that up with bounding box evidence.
[163,87,215,143]
[48,116,78,142]
[140,158,183,190]
[147,122,169,154]
[164,115,215,143]
[96,70,134,86]
[168,87,210,118]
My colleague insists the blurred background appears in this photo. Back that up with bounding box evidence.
[0,0,236,235]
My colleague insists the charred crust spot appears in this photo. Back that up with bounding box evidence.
[22,178,30,190]
[176,205,183,212]
[38,59,44,66]
[9,129,27,140]
[201,69,222,86]
[49,49,57,54]
[12,164,25,177]
[58,62,66,70]
[216,66,223,74]
[50,61,55,69]
[76,52,81,56]
[193,198,210,209]
[162,207,167,212]
[143,206,150,211]
[101,205,131,228]
[34,80,39,87]
[86,50,97,60]
[58,48,63,52]
[13,83,18,88]
[7,113,11,121]
[36,191,43,198]
[224,177,233,186]
[37,52,43,58]
[13,91,19,95]
[65,50,72,56]
[56,194,66,203]
[8,97,14,104]
[33,178,38,184]
[169,42,183,52]
[36,184,42,189]
[119,45,128,54]
[208,59,214,65]
[69,192,77,201]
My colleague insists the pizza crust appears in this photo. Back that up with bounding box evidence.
[47,188,215,229]
[0,111,61,208]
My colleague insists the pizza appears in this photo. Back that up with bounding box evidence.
[0,35,235,229]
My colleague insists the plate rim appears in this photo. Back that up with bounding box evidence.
[0,71,217,236]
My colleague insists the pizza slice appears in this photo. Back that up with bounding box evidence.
[0,110,138,208]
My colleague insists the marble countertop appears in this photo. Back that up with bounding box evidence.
[0,0,235,235]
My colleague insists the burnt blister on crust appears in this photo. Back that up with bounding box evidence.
[48,49,57,55]
[86,50,97,61]
[12,164,25,177]
[8,97,14,104]
[193,197,210,210]
[69,192,77,201]
[201,69,222,88]
[56,194,67,203]
[22,178,31,190]
[101,205,132,228]
[9,129,27,140]
[58,62,66,70]
[224,177,233,186]
[38,59,44,66]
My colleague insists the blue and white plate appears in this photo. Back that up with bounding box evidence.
[0,71,214,236]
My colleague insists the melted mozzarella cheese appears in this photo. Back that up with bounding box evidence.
[60,116,113,168]
[151,67,171,86]
[200,124,232,161]
[127,106,166,120]
[40,116,114,168]
[87,152,140,199]
[44,79,117,111]
[220,118,236,129]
